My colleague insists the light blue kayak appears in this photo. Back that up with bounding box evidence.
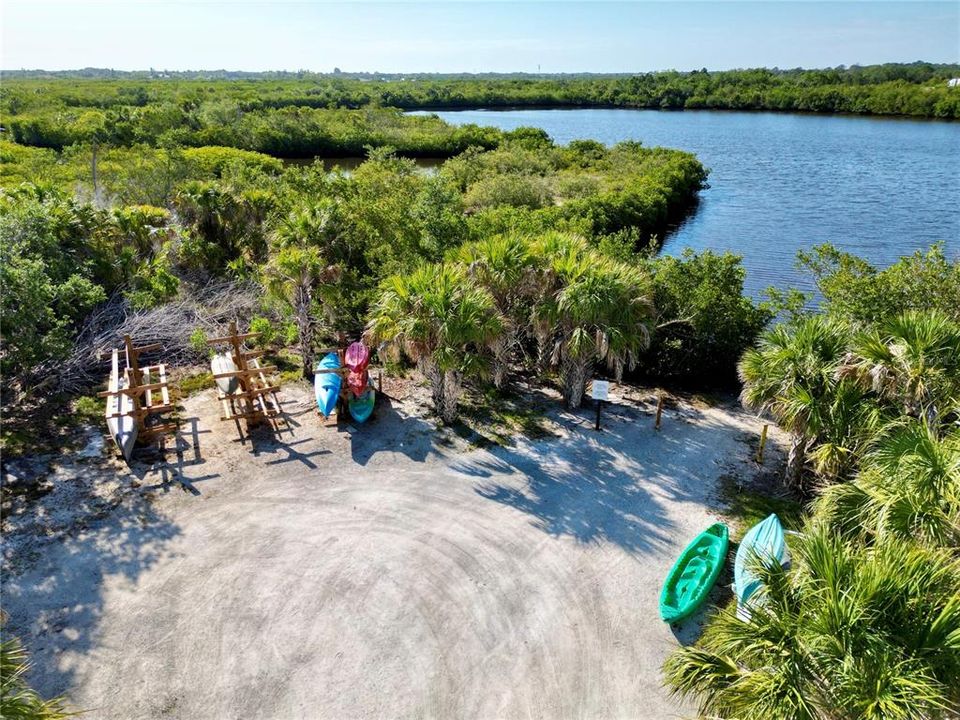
[314,352,341,417]
[734,513,788,615]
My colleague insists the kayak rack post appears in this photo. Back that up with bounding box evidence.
[100,335,176,458]
[207,320,283,429]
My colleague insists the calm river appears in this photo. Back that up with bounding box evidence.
[415,109,959,296]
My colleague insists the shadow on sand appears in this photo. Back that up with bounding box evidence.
[464,399,752,558]
[3,473,182,701]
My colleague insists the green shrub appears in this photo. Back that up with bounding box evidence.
[249,316,276,348]
[188,328,208,356]
[464,174,551,211]
[635,249,772,385]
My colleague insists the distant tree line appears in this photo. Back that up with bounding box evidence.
[2,64,958,154]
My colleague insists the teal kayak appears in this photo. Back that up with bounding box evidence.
[348,384,375,424]
[314,352,341,417]
[734,513,788,617]
[660,523,729,623]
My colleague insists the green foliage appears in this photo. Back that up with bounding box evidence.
[249,316,277,349]
[182,146,283,176]
[4,64,957,134]
[0,189,109,381]
[367,263,502,422]
[739,316,882,486]
[1,632,70,719]
[814,421,960,549]
[188,328,208,356]
[636,249,773,384]
[72,395,103,426]
[530,233,655,407]
[796,243,960,326]
[664,526,960,719]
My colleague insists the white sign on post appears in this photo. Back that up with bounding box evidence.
[591,380,609,401]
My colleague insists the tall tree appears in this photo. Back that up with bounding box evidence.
[532,233,654,408]
[451,234,539,388]
[264,205,341,377]
[738,317,855,489]
[366,263,502,423]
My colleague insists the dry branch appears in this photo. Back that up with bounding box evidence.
[42,279,265,394]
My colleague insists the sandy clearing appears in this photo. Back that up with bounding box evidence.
[2,380,783,719]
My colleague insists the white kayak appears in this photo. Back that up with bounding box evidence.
[211,351,239,395]
[105,348,138,460]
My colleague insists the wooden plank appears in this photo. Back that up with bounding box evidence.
[158,364,170,406]
[105,403,174,420]
[211,367,277,380]
[140,423,178,437]
[207,332,260,344]
[228,386,281,400]
[220,410,275,422]
[143,366,153,409]
[131,342,163,354]
[98,382,168,398]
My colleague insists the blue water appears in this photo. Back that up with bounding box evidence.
[416,109,960,296]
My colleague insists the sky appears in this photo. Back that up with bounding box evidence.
[2,1,958,74]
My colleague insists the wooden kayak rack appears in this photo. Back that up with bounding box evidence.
[99,334,177,447]
[207,321,282,426]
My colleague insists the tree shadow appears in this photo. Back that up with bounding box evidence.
[346,394,445,466]
[466,399,758,557]
[2,467,182,703]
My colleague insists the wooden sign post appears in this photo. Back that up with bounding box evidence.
[591,380,609,431]
[756,423,769,464]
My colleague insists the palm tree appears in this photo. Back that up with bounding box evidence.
[264,205,341,377]
[451,234,539,388]
[738,317,856,489]
[366,263,502,423]
[531,233,654,409]
[814,421,960,548]
[664,526,960,720]
[844,310,960,423]
[1,632,69,719]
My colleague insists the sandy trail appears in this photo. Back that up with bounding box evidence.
[3,382,780,719]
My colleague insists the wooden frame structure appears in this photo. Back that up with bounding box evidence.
[100,334,177,457]
[207,321,282,426]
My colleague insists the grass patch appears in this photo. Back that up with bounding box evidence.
[267,350,307,385]
[457,385,559,447]
[169,371,214,403]
[717,472,806,541]
[1,389,105,459]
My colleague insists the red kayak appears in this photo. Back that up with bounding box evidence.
[345,341,370,398]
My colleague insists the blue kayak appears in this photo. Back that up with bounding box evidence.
[734,513,788,617]
[314,352,342,417]
[348,384,376,424]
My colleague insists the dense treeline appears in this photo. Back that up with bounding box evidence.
[665,244,960,719]
[1,63,957,159]
[1,133,716,400]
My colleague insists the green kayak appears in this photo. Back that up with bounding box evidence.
[659,522,729,623]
